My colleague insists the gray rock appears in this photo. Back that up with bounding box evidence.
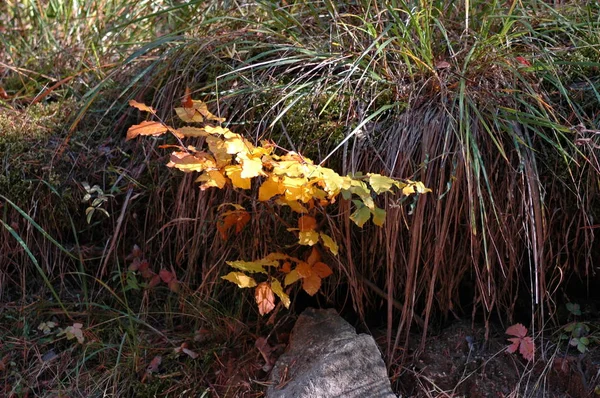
[267,308,396,398]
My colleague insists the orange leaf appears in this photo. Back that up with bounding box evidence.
[126,121,168,141]
[182,87,194,109]
[298,215,317,232]
[302,274,321,296]
[306,247,321,266]
[255,282,275,315]
[312,262,333,278]
[129,100,157,114]
[281,261,292,273]
[296,261,312,278]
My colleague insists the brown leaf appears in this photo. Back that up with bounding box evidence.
[255,282,275,315]
[295,261,312,278]
[126,121,168,141]
[0,87,9,99]
[168,279,180,293]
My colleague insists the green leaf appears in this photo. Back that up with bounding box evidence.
[350,204,371,228]
[371,207,386,226]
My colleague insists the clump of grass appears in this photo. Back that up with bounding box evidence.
[1,0,600,396]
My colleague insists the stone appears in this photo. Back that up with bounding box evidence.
[267,308,396,398]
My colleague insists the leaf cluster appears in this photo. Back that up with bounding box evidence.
[127,93,430,315]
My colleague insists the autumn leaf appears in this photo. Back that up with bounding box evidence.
[371,207,386,227]
[350,204,371,227]
[306,246,321,266]
[298,215,317,232]
[126,121,168,141]
[320,232,339,255]
[60,323,84,344]
[148,274,161,288]
[129,100,157,114]
[284,269,301,286]
[168,279,180,293]
[255,282,276,315]
[238,154,265,179]
[299,230,319,246]
[217,209,250,240]
[271,278,290,308]
[506,323,534,361]
[178,126,209,137]
[196,170,228,190]
[226,258,279,274]
[225,165,252,189]
[259,175,283,201]
[303,274,321,296]
[312,262,333,278]
[222,271,257,288]
[368,173,396,194]
[159,269,174,283]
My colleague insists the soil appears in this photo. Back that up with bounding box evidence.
[388,320,600,398]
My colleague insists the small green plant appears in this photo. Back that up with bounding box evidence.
[559,303,598,354]
[81,182,113,223]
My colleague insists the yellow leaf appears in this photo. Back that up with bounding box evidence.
[312,262,333,278]
[206,136,231,167]
[276,198,308,213]
[221,272,257,288]
[177,127,209,137]
[167,151,216,173]
[271,278,290,309]
[282,176,315,203]
[238,154,265,179]
[298,215,317,232]
[302,274,321,296]
[196,170,228,190]
[225,165,251,189]
[319,233,339,255]
[371,207,386,226]
[284,269,301,286]
[204,125,227,135]
[224,132,251,155]
[255,282,275,315]
[126,121,168,141]
[258,175,283,201]
[368,173,396,194]
[175,107,205,122]
[129,100,156,114]
[226,259,278,274]
[299,230,319,246]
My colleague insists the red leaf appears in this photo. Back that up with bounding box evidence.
[182,87,194,109]
[506,337,520,354]
[519,336,535,361]
[159,269,174,283]
[515,56,531,67]
[148,274,161,288]
[506,323,527,338]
